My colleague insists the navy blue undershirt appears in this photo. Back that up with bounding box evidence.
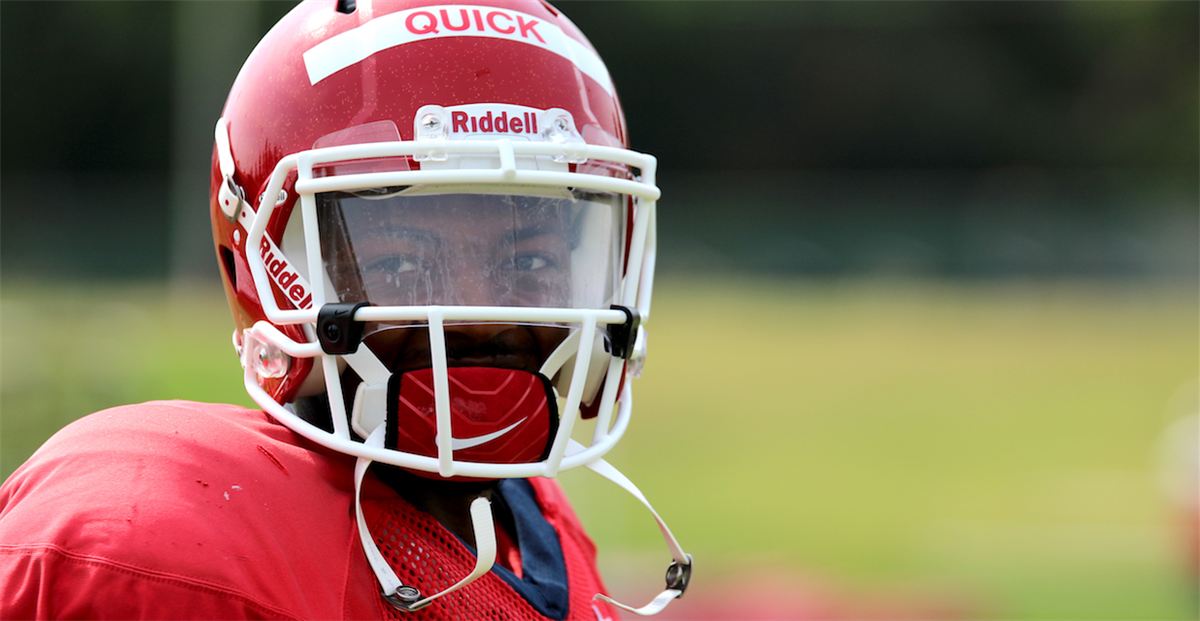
[460,479,570,620]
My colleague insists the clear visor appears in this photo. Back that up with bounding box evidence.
[317,189,624,314]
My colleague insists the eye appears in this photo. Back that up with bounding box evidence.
[363,255,423,276]
[513,255,551,271]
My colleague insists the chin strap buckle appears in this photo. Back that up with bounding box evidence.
[355,427,497,614]
[665,556,693,596]
[382,586,428,612]
[593,553,693,616]
[567,439,692,616]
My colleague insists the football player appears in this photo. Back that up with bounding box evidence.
[0,1,690,618]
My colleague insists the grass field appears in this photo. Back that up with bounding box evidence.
[2,278,1196,619]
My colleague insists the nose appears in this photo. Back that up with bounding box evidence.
[440,246,504,308]
[433,249,513,343]
[442,321,509,343]
[439,322,546,374]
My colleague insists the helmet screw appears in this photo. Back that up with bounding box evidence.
[395,586,420,602]
[420,113,440,130]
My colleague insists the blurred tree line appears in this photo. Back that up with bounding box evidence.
[2,1,1196,280]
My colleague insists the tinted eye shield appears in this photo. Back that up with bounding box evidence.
[318,190,622,316]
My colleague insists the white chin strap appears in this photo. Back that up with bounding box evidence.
[567,440,693,616]
[354,426,498,612]
[351,424,692,617]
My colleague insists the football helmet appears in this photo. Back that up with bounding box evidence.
[210,0,687,614]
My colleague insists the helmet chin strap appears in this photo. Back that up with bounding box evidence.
[344,347,392,438]
[352,430,692,616]
[343,334,690,615]
[566,439,693,616]
[354,425,497,612]
[350,433,696,618]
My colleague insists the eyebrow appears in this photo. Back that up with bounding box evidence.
[362,225,561,245]
[507,225,567,245]
[360,226,440,246]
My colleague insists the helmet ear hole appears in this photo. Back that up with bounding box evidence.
[219,245,238,289]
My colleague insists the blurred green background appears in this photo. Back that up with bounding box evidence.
[2,2,1197,619]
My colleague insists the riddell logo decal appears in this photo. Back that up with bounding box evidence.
[447,104,541,137]
[303,5,613,94]
[259,236,313,309]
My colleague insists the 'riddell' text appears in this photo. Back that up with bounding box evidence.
[451,110,538,135]
[259,237,312,309]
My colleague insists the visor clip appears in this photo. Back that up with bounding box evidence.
[318,302,370,355]
[665,555,693,597]
[607,305,641,360]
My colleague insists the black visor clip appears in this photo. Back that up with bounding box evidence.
[318,302,371,355]
[607,304,641,360]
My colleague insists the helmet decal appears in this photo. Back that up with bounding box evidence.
[303,4,613,93]
[446,104,544,138]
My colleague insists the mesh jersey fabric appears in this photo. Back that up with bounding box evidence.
[0,400,617,620]
[364,478,613,620]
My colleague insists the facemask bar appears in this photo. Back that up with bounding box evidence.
[241,312,633,477]
[231,131,687,615]
[238,137,657,479]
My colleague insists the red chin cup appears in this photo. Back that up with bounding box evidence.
[385,367,560,480]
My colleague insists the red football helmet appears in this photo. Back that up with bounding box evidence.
[210,0,687,613]
[211,0,653,479]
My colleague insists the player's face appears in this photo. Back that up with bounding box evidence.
[340,195,574,308]
[317,191,617,374]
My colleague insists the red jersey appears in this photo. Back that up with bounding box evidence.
[0,401,618,620]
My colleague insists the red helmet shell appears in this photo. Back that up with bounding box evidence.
[210,0,629,403]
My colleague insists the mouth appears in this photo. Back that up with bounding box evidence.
[365,324,561,377]
[446,353,532,370]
